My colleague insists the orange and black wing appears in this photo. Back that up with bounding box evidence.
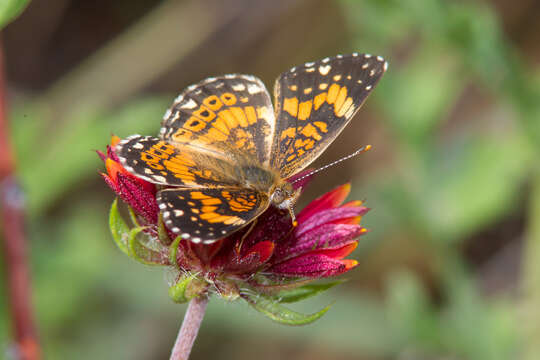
[115,135,240,188]
[160,75,276,166]
[158,187,269,243]
[270,53,387,178]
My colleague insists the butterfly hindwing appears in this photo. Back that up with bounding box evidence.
[271,53,387,178]
[158,187,269,243]
[161,76,276,166]
[116,135,241,188]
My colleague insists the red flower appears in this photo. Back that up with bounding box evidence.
[100,139,370,323]
[97,136,158,225]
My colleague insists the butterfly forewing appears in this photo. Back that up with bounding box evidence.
[161,75,276,166]
[270,53,387,178]
[116,135,241,188]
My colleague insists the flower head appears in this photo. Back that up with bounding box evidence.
[100,138,369,324]
[98,136,158,225]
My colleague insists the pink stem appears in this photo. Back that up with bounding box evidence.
[169,296,209,360]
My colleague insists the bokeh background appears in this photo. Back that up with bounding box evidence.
[1,0,540,359]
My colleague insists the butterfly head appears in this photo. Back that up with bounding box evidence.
[271,181,300,225]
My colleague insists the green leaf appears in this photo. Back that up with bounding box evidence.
[243,293,332,326]
[109,198,130,255]
[0,0,30,29]
[276,280,346,304]
[253,278,315,295]
[127,227,164,265]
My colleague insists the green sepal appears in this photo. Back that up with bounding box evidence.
[276,280,346,304]
[242,293,332,326]
[157,212,173,246]
[128,206,141,227]
[109,198,130,255]
[168,273,199,304]
[169,235,183,270]
[127,226,165,265]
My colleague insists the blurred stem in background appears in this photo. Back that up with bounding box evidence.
[0,38,41,360]
[523,170,540,360]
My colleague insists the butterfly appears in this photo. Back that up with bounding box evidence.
[116,53,387,244]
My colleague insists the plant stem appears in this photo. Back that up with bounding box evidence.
[523,169,540,360]
[0,39,41,359]
[170,296,209,360]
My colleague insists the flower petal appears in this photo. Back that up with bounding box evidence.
[270,253,354,278]
[273,223,362,261]
[309,241,358,259]
[296,183,351,223]
[245,241,275,264]
[296,206,368,236]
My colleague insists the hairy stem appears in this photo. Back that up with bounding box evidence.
[170,296,209,360]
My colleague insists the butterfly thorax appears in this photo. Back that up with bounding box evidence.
[236,163,297,208]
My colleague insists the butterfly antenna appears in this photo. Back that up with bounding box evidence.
[291,145,372,184]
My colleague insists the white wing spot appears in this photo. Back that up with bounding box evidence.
[377,56,385,62]
[304,62,315,67]
[247,83,262,94]
[181,233,190,239]
[171,227,180,233]
[174,94,184,103]
[144,168,153,174]
[132,142,144,150]
[174,209,184,217]
[366,85,372,90]
[319,65,331,75]
[153,175,167,183]
[192,237,202,243]
[232,83,246,91]
[322,57,330,63]
[163,109,172,120]
[384,61,389,71]
[336,54,343,58]
[362,63,369,69]
[305,68,315,72]
[181,99,197,109]
[365,54,372,58]
[369,69,376,76]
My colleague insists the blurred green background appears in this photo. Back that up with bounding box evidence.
[1,0,540,359]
